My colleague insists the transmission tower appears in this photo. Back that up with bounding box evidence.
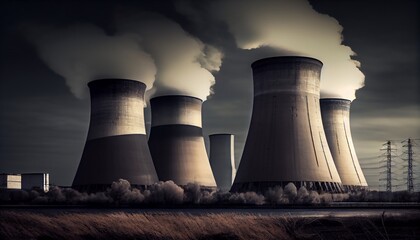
[379,141,397,192]
[402,138,417,192]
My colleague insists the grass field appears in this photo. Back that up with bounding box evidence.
[1,209,419,239]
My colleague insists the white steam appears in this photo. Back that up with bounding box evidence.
[209,0,364,100]
[117,13,223,101]
[22,24,157,99]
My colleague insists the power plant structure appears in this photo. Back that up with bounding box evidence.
[21,173,50,192]
[148,95,217,188]
[72,79,158,192]
[320,98,368,191]
[231,56,343,193]
[209,134,236,191]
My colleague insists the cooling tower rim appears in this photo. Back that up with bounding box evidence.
[251,56,323,69]
[320,98,352,103]
[88,78,146,88]
[209,133,234,137]
[150,94,203,103]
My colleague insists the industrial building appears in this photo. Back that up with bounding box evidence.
[232,56,343,193]
[148,95,216,187]
[209,134,236,191]
[320,98,368,190]
[21,173,50,192]
[0,174,21,190]
[72,79,158,192]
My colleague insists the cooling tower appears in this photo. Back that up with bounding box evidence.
[72,79,158,192]
[231,56,343,193]
[148,95,216,187]
[320,98,368,190]
[209,134,236,191]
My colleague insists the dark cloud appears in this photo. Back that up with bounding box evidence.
[0,97,88,184]
[311,0,419,109]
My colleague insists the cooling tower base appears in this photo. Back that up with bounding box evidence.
[342,185,369,192]
[72,134,158,191]
[149,124,217,187]
[72,184,150,193]
[231,181,343,193]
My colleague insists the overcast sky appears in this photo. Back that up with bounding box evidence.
[0,0,418,190]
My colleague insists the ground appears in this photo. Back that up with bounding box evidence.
[0,207,419,239]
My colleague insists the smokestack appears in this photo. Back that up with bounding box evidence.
[209,134,236,191]
[148,95,216,187]
[72,79,158,192]
[320,98,368,190]
[232,56,343,193]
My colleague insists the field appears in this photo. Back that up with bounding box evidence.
[1,208,419,240]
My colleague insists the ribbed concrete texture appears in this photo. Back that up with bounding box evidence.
[209,134,236,191]
[232,56,343,193]
[72,79,158,192]
[321,98,368,191]
[148,95,216,187]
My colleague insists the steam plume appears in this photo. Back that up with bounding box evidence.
[117,12,223,101]
[22,24,157,99]
[208,0,364,100]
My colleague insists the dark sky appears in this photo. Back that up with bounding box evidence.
[0,0,418,190]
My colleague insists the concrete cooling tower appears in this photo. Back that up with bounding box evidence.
[72,79,158,192]
[209,134,236,191]
[231,56,343,193]
[320,98,368,190]
[148,95,216,187]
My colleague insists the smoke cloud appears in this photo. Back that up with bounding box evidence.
[117,12,223,101]
[3,180,420,205]
[22,24,157,99]
[144,180,185,204]
[1,180,375,206]
[207,0,364,100]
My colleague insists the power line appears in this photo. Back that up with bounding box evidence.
[373,138,420,192]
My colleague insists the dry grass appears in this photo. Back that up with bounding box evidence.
[0,210,418,240]
[0,211,292,240]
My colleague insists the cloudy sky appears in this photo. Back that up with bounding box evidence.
[0,0,418,190]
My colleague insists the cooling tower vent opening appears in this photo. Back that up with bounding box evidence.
[251,56,323,69]
[150,95,203,103]
[209,133,233,136]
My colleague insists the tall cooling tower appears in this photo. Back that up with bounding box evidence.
[209,134,236,191]
[231,56,343,193]
[320,98,368,190]
[72,79,158,192]
[148,95,216,187]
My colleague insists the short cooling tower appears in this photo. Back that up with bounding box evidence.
[320,98,368,190]
[72,79,158,192]
[231,56,343,193]
[148,95,216,187]
[209,134,236,191]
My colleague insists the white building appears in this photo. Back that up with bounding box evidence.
[0,174,22,190]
